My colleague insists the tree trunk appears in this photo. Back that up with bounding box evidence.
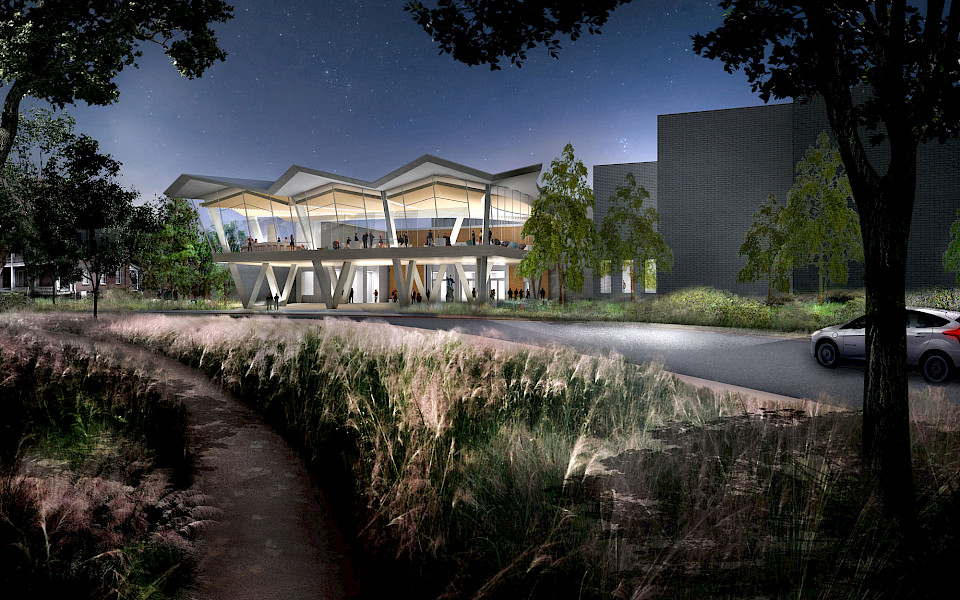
[860,172,916,524]
[92,277,99,319]
[0,80,28,169]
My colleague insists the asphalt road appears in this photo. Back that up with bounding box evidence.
[350,316,960,407]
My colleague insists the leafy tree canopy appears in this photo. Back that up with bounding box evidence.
[518,143,598,301]
[0,0,234,167]
[736,193,791,303]
[779,131,863,304]
[404,0,630,69]
[597,172,672,301]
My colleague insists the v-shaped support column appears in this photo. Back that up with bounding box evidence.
[332,262,356,307]
[279,264,299,306]
[429,264,449,303]
[246,263,280,309]
[311,259,335,308]
[454,263,471,302]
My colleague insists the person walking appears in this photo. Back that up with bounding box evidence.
[526,288,531,300]
[472,287,477,301]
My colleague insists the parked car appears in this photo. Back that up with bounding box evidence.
[810,307,960,383]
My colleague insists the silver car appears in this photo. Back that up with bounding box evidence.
[810,307,960,383]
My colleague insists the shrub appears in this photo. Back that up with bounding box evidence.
[0,292,33,312]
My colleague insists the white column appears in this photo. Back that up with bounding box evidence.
[381,190,399,248]
[207,207,229,251]
[294,201,316,249]
[450,216,464,246]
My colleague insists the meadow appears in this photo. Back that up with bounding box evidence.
[24,312,955,599]
[0,323,208,599]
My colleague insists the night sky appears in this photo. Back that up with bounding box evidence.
[17,0,787,201]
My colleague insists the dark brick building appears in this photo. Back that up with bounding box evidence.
[594,97,960,297]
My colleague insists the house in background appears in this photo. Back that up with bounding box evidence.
[1,253,140,298]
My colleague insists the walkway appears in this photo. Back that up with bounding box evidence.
[30,319,354,600]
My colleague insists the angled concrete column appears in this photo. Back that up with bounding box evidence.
[392,259,410,307]
[449,216,464,245]
[279,264,299,305]
[247,263,271,309]
[229,264,248,306]
[454,263,471,302]
[293,202,316,249]
[207,207,228,251]
[330,261,354,308]
[336,262,357,305]
[429,264,449,303]
[311,259,334,308]
[381,190,399,248]
[411,264,426,297]
[264,265,281,301]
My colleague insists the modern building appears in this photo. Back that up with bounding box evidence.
[593,96,960,298]
[165,155,544,308]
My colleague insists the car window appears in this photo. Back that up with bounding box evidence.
[909,311,949,328]
[843,316,867,330]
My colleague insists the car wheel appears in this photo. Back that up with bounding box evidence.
[815,341,839,368]
[921,352,953,384]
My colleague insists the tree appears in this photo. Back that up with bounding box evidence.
[941,209,960,286]
[223,221,248,253]
[0,1,234,169]
[737,194,791,303]
[46,135,139,318]
[517,143,598,303]
[4,108,81,302]
[779,132,863,305]
[141,196,233,301]
[597,172,672,302]
[406,0,960,522]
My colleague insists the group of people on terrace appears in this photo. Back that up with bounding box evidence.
[243,235,305,252]
[236,226,527,253]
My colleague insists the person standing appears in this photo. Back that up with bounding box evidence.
[471,230,476,245]
[362,232,368,248]
[416,291,422,303]
[290,232,295,246]
[274,293,280,310]
[427,230,433,246]
[526,288,531,300]
[354,233,359,245]
[349,287,354,303]
[392,289,398,303]
[374,289,379,303]
[540,287,545,301]
[379,233,384,248]
[426,288,431,302]
[472,287,477,301]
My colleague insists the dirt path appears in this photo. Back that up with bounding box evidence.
[31,323,354,600]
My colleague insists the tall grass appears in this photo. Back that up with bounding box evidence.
[84,313,960,598]
[0,325,208,599]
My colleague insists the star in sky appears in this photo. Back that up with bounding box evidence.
[12,0,783,200]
